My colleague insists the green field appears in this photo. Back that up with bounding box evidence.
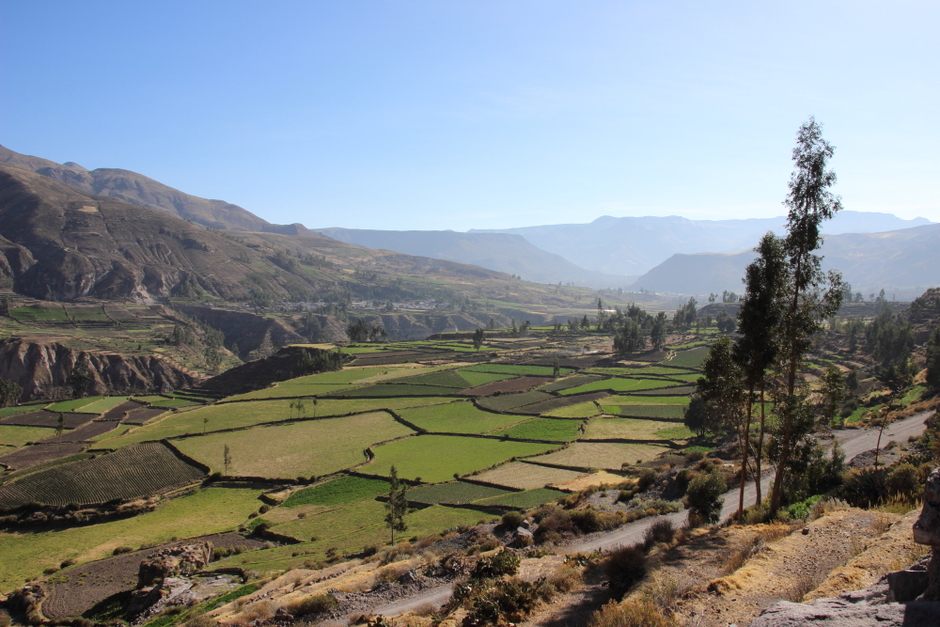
[490,418,583,442]
[606,394,691,406]
[398,401,526,434]
[406,481,511,505]
[668,347,710,369]
[473,487,565,509]
[0,405,46,420]
[173,412,414,479]
[603,404,686,419]
[10,305,70,322]
[537,375,604,393]
[366,435,557,483]
[0,487,261,593]
[46,398,103,412]
[455,369,517,387]
[77,397,132,414]
[281,475,391,508]
[0,425,58,448]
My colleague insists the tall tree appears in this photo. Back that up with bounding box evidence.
[697,338,746,480]
[926,326,940,392]
[70,361,92,399]
[0,378,22,407]
[472,328,485,351]
[734,233,787,510]
[769,117,845,515]
[384,465,409,544]
[650,312,668,350]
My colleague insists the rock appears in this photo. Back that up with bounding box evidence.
[137,542,212,588]
[913,467,940,600]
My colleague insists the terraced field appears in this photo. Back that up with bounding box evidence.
[173,412,414,478]
[2,327,713,596]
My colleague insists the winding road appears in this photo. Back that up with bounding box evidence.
[367,410,934,617]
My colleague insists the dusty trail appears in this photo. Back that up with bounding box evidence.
[348,411,935,619]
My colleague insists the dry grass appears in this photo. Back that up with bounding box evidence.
[591,598,678,627]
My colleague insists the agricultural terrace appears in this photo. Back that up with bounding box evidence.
[77,397,135,414]
[173,412,413,478]
[0,442,206,510]
[0,326,716,592]
[472,461,587,490]
[532,441,670,471]
[583,417,693,441]
[397,401,527,434]
[365,435,558,483]
[0,487,262,593]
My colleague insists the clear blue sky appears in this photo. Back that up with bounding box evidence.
[1,1,937,231]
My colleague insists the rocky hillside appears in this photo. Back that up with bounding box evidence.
[0,338,195,400]
[0,144,273,232]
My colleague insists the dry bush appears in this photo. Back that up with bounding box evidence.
[754,522,795,545]
[549,564,583,593]
[0,612,11,627]
[603,544,647,592]
[377,564,410,583]
[642,572,679,612]
[286,593,338,617]
[184,616,216,627]
[721,537,765,576]
[870,512,893,534]
[233,599,280,625]
[787,571,825,602]
[643,519,676,549]
[590,598,678,627]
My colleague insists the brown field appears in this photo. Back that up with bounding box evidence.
[40,420,122,443]
[0,443,86,471]
[99,400,145,421]
[472,461,585,490]
[0,411,93,429]
[121,407,167,425]
[530,441,668,471]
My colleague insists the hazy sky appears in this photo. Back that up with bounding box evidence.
[2,1,937,231]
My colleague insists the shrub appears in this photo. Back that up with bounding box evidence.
[59,558,77,569]
[534,510,577,543]
[637,469,657,492]
[183,616,216,627]
[887,463,920,500]
[643,519,676,548]
[603,544,647,592]
[842,467,888,508]
[568,510,604,534]
[471,550,520,580]
[501,511,524,528]
[112,546,134,555]
[463,577,549,627]
[685,470,726,526]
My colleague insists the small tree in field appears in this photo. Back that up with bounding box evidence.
[385,465,408,544]
[472,328,485,351]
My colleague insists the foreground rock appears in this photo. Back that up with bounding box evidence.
[750,468,940,627]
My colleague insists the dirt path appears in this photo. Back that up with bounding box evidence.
[337,411,933,627]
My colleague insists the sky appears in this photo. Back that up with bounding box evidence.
[1,1,937,231]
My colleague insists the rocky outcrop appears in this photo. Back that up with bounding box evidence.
[749,468,940,627]
[0,338,196,401]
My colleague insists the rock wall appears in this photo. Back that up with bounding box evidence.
[0,338,196,401]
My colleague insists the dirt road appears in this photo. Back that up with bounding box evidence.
[360,410,935,618]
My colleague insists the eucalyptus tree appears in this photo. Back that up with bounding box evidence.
[733,233,787,511]
[768,117,846,515]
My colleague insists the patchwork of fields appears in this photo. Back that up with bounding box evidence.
[0,337,710,592]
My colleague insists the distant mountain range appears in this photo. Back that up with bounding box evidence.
[2,143,937,298]
[472,212,933,276]
[317,228,637,288]
[631,223,940,297]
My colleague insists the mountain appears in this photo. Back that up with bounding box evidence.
[0,143,303,233]
[474,212,933,277]
[630,223,940,297]
[0,162,595,316]
[316,227,637,288]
